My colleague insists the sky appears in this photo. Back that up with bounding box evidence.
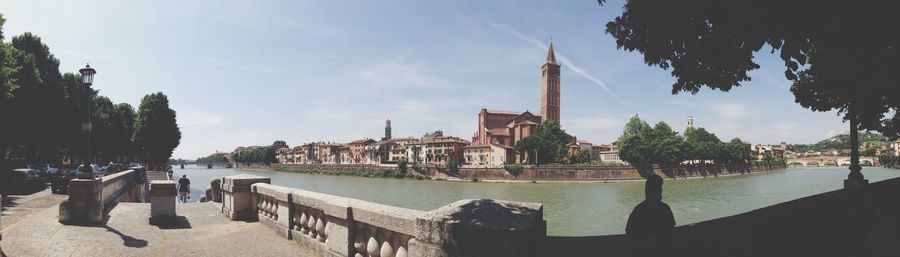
[0,0,850,159]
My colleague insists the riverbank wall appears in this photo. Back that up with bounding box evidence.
[249,162,785,181]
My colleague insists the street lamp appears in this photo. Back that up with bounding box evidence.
[79,64,97,179]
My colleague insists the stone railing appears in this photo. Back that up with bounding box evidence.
[222,174,546,257]
[59,167,146,224]
[100,169,143,208]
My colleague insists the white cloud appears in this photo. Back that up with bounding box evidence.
[712,103,747,119]
[178,110,223,126]
[568,116,623,130]
[356,61,451,89]
[488,23,629,105]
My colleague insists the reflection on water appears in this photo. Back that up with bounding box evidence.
[171,166,900,236]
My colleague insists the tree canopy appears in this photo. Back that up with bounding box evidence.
[515,120,571,164]
[618,115,751,166]
[0,14,139,167]
[133,92,181,169]
[602,0,899,139]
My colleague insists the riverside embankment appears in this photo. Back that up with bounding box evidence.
[172,166,900,236]
[228,162,787,182]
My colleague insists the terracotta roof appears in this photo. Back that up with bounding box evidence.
[464,143,512,149]
[348,138,376,145]
[484,109,522,116]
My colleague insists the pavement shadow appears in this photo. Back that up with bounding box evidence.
[153,216,192,230]
[104,225,149,248]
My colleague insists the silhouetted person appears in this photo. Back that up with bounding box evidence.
[177,175,191,203]
[625,174,675,256]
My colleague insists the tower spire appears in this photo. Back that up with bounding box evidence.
[545,39,557,64]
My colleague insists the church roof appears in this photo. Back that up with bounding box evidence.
[484,109,522,116]
[546,40,557,64]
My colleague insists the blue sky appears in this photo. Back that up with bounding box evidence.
[0,0,849,159]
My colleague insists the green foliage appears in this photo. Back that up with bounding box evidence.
[232,147,277,164]
[571,149,593,164]
[446,159,460,174]
[504,164,524,177]
[272,140,288,149]
[516,120,570,164]
[603,1,898,139]
[397,158,408,174]
[133,92,181,168]
[618,115,684,165]
[618,115,750,166]
[0,22,141,166]
[788,132,888,153]
[196,154,228,163]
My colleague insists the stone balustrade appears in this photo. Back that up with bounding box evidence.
[224,174,545,257]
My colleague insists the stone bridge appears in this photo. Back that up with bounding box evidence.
[786,157,879,167]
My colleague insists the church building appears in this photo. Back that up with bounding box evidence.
[467,41,564,165]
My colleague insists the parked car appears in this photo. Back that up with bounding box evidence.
[51,170,79,194]
[75,164,104,178]
[4,168,45,195]
[36,164,60,175]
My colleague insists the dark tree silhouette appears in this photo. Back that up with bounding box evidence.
[601,0,898,182]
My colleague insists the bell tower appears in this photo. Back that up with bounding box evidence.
[540,40,561,122]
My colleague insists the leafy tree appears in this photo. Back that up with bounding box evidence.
[133,92,181,169]
[684,127,721,163]
[532,120,571,164]
[571,149,593,164]
[617,115,653,165]
[515,136,540,164]
[649,122,685,165]
[446,159,460,174]
[504,164,524,177]
[397,158,408,174]
[725,138,752,164]
[272,140,288,149]
[601,0,898,180]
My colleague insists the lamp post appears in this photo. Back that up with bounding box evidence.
[79,64,96,179]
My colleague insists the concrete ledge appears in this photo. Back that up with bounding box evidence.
[252,183,293,202]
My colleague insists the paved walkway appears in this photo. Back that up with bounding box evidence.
[2,189,68,230]
[1,202,321,257]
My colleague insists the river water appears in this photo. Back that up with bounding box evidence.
[171,166,900,236]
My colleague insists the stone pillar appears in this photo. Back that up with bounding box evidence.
[410,199,546,257]
[221,174,271,221]
[149,180,177,224]
[59,178,103,224]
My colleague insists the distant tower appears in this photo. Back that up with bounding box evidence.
[540,40,561,123]
[382,119,392,141]
[685,116,694,130]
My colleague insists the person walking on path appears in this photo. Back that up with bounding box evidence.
[177,175,191,203]
[625,174,676,256]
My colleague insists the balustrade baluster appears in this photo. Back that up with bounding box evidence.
[367,237,380,257]
[300,212,309,234]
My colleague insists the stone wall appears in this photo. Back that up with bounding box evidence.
[450,162,786,181]
[265,162,785,181]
